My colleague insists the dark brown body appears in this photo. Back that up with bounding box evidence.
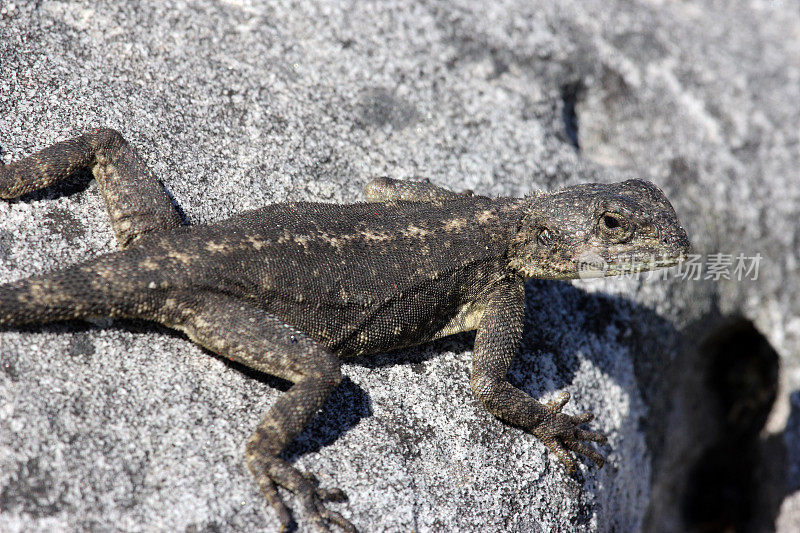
[179,198,522,356]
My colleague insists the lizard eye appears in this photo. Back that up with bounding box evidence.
[603,214,621,229]
[537,228,554,245]
[598,212,632,241]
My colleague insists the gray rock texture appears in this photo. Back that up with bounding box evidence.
[1,1,798,531]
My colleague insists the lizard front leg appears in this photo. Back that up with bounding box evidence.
[469,278,607,472]
[174,293,354,532]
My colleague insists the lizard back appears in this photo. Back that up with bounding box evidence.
[166,197,523,356]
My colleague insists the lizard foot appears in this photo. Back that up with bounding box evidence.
[532,391,607,473]
[253,457,356,532]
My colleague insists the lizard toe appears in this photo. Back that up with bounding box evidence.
[570,411,594,425]
[564,440,606,468]
[315,505,357,533]
[304,472,348,502]
[547,438,577,474]
[259,478,293,530]
[574,427,607,444]
[295,477,353,532]
[317,486,348,502]
[547,391,571,412]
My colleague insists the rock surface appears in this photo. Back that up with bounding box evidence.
[1,1,798,531]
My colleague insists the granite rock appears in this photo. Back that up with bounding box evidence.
[1,1,798,531]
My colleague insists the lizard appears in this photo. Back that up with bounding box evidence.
[0,129,690,531]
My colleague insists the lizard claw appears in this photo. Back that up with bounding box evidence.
[533,391,607,473]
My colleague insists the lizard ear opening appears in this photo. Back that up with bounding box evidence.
[537,228,555,246]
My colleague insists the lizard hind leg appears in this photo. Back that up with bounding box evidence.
[176,294,355,532]
[0,129,183,248]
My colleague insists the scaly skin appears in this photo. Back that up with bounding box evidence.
[0,129,690,531]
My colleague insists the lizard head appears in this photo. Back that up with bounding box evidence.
[508,179,691,280]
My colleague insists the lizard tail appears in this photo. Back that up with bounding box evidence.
[0,255,132,327]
